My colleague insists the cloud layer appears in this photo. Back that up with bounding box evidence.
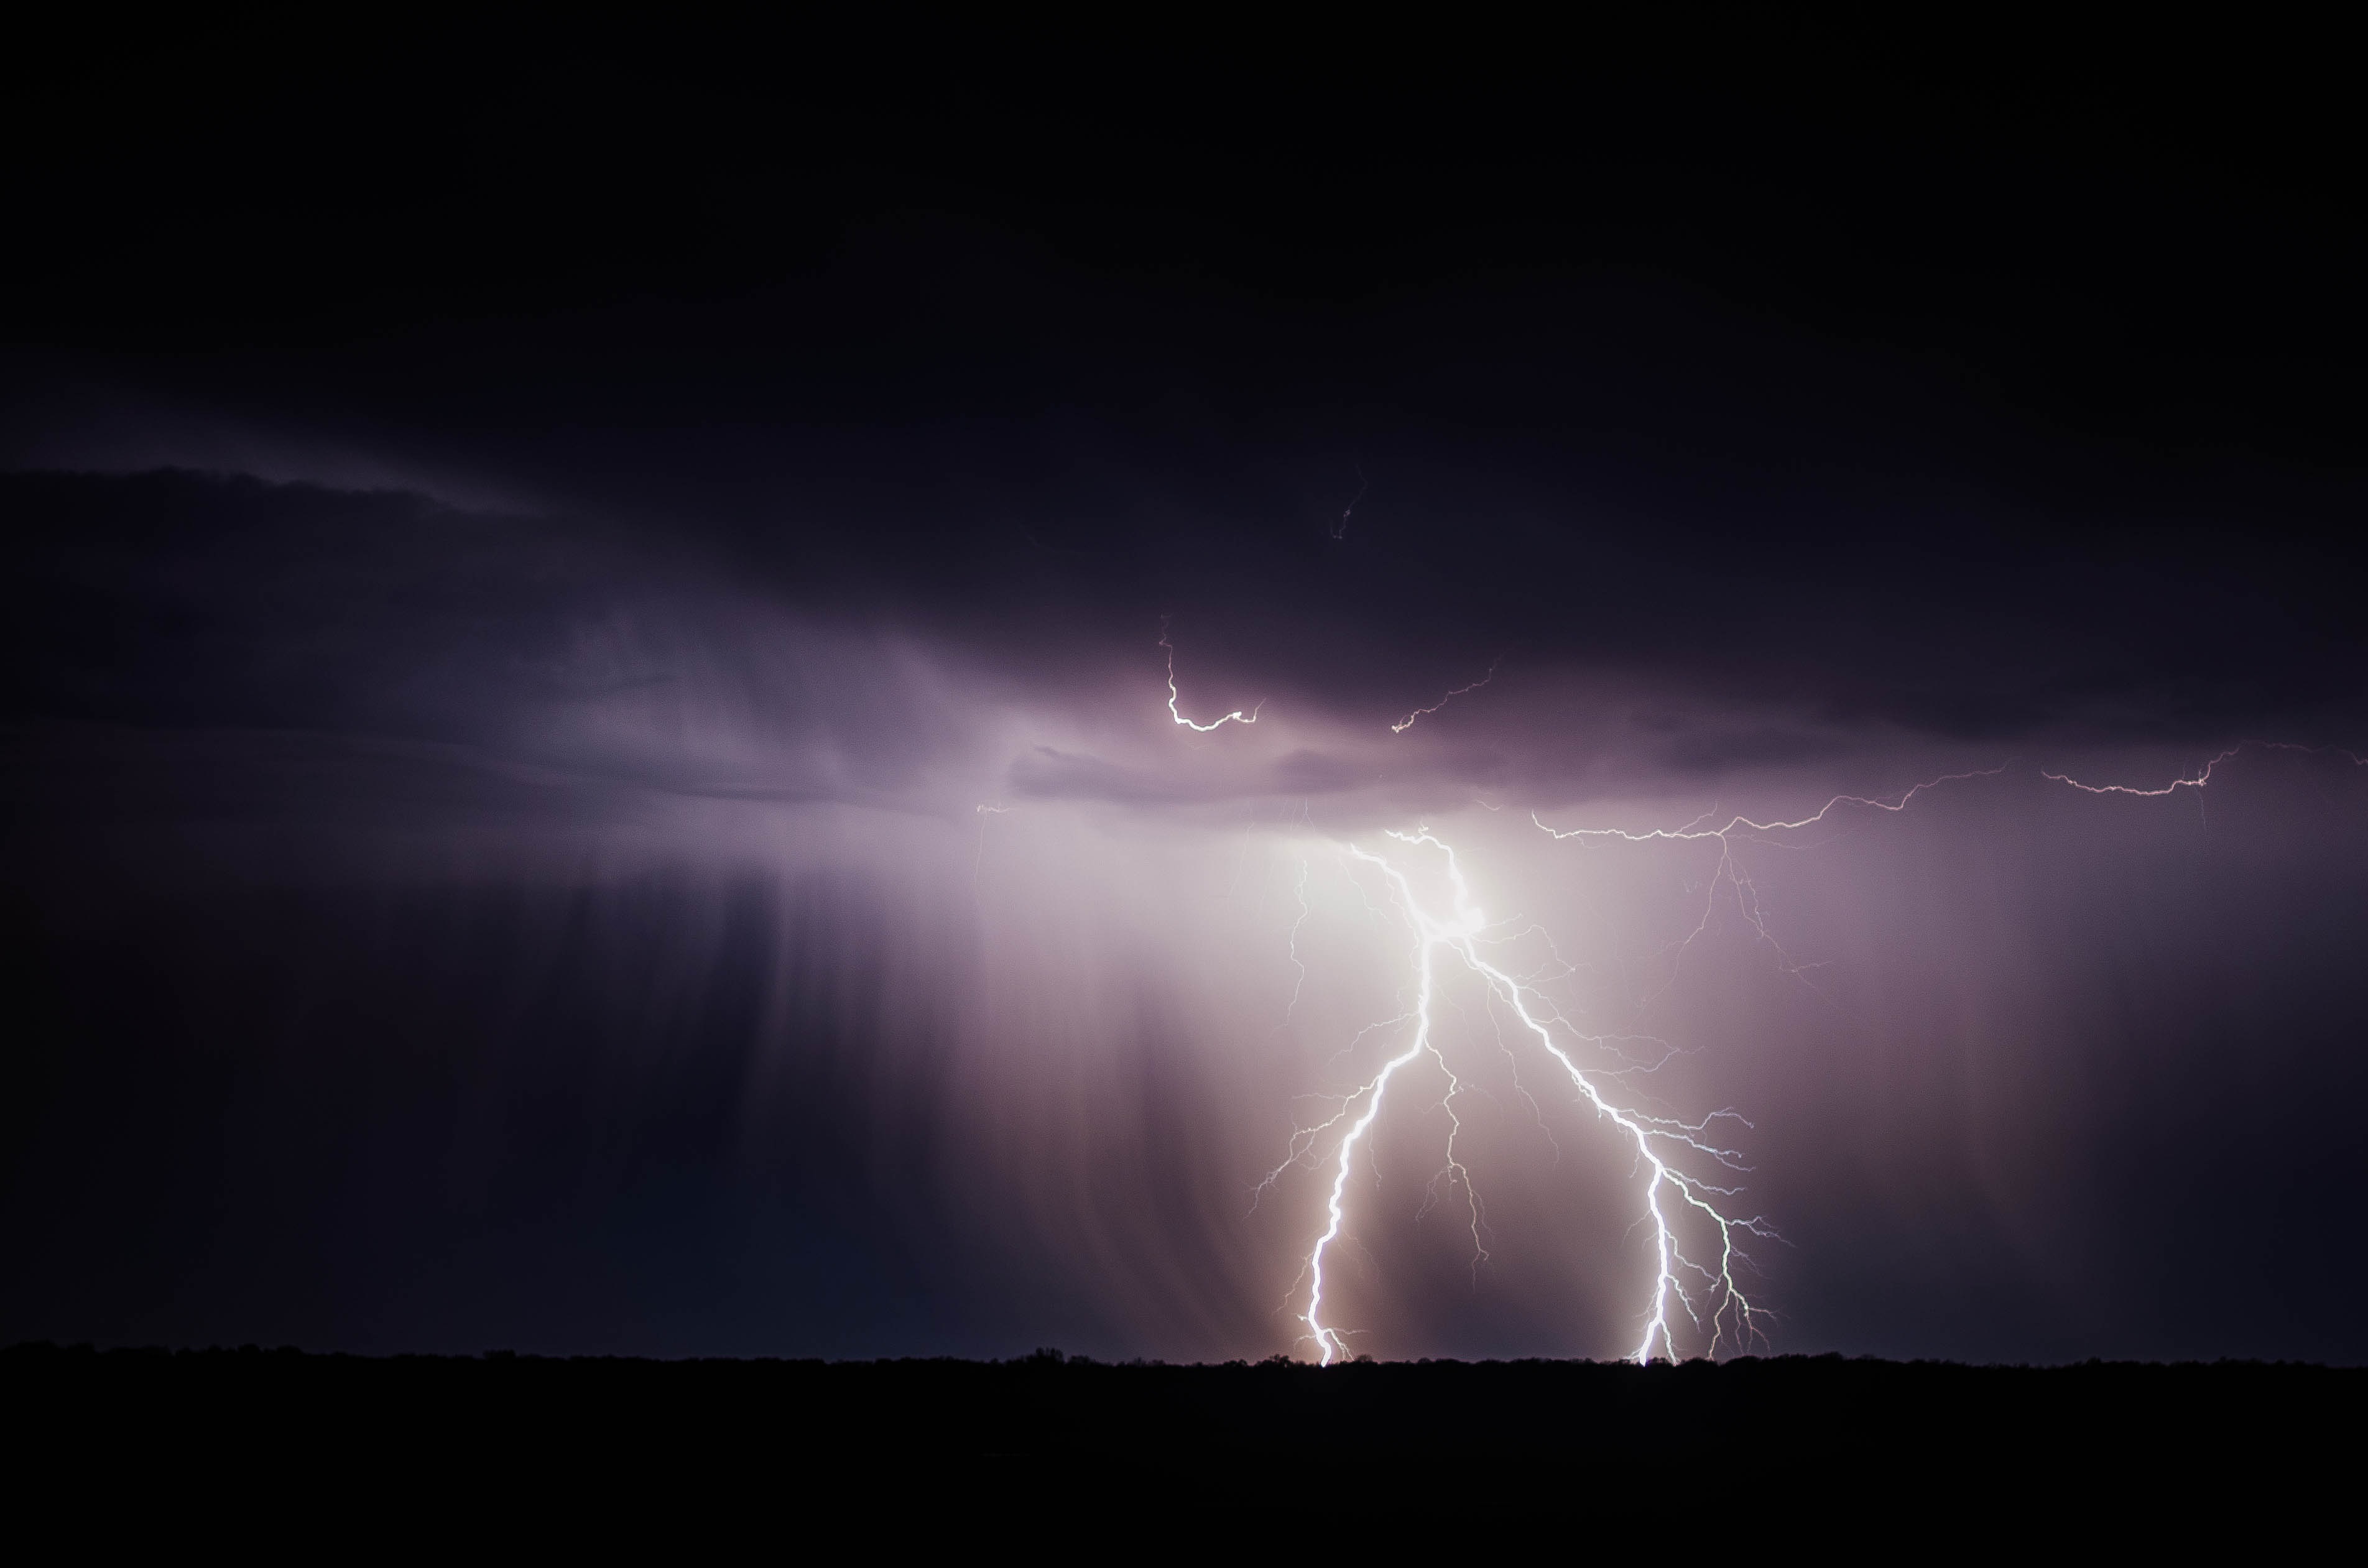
[5,450,2365,1361]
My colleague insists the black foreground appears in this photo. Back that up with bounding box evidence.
[6,1343,2356,1540]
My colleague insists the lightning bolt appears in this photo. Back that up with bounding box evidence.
[1282,830,1770,1365]
[1267,742,2368,1363]
[2042,746,2247,798]
[1152,621,2356,1364]
[1389,657,1504,735]
[1531,767,2010,988]
[2042,740,2368,823]
[1161,617,1264,731]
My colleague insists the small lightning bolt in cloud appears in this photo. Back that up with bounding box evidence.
[2042,740,2368,823]
[1160,617,1264,731]
[1390,657,1504,735]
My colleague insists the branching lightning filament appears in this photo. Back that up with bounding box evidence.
[1530,768,2009,986]
[1390,657,1502,735]
[1280,830,1772,1365]
[1259,744,2361,1366]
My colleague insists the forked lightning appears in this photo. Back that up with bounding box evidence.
[1285,830,1771,1365]
[1153,629,2346,1363]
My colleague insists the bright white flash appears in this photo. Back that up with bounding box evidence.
[1523,746,2368,982]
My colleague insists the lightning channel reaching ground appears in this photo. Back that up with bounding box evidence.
[1145,606,2358,1367]
[1274,750,2357,1361]
[1279,830,1770,1365]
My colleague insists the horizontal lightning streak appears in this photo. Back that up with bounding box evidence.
[1390,657,1504,735]
[2044,740,2367,796]
[1532,767,2012,981]
[1531,765,2011,849]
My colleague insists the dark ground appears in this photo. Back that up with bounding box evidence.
[6,1344,2354,1542]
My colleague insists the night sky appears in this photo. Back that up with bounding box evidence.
[6,23,2364,1363]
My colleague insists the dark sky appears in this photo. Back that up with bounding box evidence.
[6,22,2364,1362]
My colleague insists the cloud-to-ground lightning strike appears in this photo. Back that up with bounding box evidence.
[1147,602,2359,1367]
[1276,831,1770,1365]
[1160,617,1264,731]
[1389,657,1503,734]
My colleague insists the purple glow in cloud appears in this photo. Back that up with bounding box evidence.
[6,59,2366,1364]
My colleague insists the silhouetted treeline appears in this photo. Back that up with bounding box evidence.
[7,1342,2356,1528]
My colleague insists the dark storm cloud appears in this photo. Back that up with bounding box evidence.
[6,27,2367,1363]
[19,231,2362,759]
